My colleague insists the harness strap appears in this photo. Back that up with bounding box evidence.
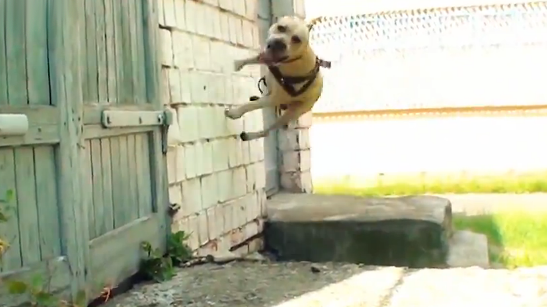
[267,57,321,97]
[257,57,332,97]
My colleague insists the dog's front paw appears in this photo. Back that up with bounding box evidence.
[224,107,241,120]
[233,60,244,72]
[240,132,250,141]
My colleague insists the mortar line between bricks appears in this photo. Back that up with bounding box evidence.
[190,0,258,24]
[171,135,262,144]
[170,160,266,183]
[177,192,263,219]
[168,101,255,107]
[161,65,257,78]
[159,26,260,51]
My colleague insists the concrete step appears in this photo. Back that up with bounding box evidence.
[265,193,454,268]
[446,230,490,268]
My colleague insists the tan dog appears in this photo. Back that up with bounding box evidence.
[224,16,328,141]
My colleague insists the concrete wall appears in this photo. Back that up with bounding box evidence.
[159,0,267,254]
[311,114,547,180]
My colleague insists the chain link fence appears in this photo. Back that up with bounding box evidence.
[309,2,547,113]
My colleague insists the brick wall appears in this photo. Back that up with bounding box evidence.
[159,0,267,255]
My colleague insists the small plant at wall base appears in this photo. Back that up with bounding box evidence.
[139,231,192,283]
[0,190,87,307]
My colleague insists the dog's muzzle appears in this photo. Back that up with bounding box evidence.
[266,38,287,54]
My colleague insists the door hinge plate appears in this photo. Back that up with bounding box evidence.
[101,110,168,128]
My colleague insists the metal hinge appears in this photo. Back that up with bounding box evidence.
[101,109,173,154]
[160,110,173,154]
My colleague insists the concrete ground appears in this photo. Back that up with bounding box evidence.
[103,194,547,307]
[103,262,547,307]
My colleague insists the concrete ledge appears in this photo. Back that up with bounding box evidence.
[446,230,490,268]
[265,193,453,267]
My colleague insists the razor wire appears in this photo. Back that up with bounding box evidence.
[309,2,547,113]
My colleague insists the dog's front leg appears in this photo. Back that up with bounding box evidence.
[225,95,272,120]
[234,54,261,71]
[240,102,309,141]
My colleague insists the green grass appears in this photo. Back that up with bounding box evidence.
[314,174,547,268]
[453,212,547,268]
[314,172,547,196]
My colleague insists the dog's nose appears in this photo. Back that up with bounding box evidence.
[267,39,287,52]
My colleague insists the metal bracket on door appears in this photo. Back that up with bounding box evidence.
[101,110,168,128]
[160,110,173,154]
[101,109,173,154]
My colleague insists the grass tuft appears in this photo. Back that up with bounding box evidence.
[314,172,547,196]
[453,212,547,268]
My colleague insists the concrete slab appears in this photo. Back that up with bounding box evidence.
[265,193,453,267]
[103,262,547,307]
[446,230,490,268]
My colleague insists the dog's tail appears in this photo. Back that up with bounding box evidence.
[307,16,325,32]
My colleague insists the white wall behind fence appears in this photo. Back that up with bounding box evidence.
[310,115,547,179]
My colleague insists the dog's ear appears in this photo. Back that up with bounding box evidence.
[306,17,323,32]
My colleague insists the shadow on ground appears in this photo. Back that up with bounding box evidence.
[102,262,398,307]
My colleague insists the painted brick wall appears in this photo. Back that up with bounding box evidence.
[159,0,267,255]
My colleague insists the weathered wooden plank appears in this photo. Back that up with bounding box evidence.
[83,125,154,139]
[119,0,134,104]
[0,124,59,147]
[14,147,41,266]
[0,1,8,105]
[0,148,21,271]
[99,138,114,235]
[95,0,108,103]
[110,136,124,228]
[90,139,104,239]
[85,141,96,239]
[0,105,61,146]
[84,0,98,103]
[142,0,168,239]
[0,257,72,307]
[104,0,118,104]
[128,0,140,105]
[25,0,50,106]
[118,135,132,225]
[88,216,163,298]
[5,0,28,106]
[0,105,59,125]
[140,133,154,215]
[142,0,161,106]
[135,134,151,217]
[33,146,62,260]
[112,0,125,105]
[135,0,148,105]
[48,0,89,301]
[127,134,139,221]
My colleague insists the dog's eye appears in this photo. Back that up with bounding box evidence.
[277,25,287,33]
[291,35,301,44]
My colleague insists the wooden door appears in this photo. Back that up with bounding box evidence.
[0,0,78,305]
[0,0,169,304]
[80,0,169,299]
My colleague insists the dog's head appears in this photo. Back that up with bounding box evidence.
[261,16,312,66]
